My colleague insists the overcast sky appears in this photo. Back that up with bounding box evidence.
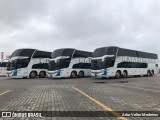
[0,0,160,58]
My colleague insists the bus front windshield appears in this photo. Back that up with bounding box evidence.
[91,57,115,70]
[7,58,30,70]
[48,58,71,71]
[91,59,102,70]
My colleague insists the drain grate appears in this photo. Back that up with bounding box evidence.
[119,81,128,83]
[94,82,106,84]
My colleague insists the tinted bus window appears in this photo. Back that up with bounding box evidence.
[73,63,91,69]
[73,50,92,58]
[32,51,51,58]
[32,64,47,69]
[12,49,35,57]
[137,51,158,59]
[117,48,138,57]
[93,47,118,57]
[51,49,74,58]
[117,62,148,68]
[1,62,8,67]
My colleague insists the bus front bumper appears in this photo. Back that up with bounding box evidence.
[91,70,103,77]
[6,71,12,77]
[6,70,26,78]
[48,70,60,78]
[48,69,66,78]
[91,70,109,78]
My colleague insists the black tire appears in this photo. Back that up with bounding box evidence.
[70,71,77,78]
[39,71,46,78]
[78,71,84,78]
[147,70,151,76]
[29,71,37,78]
[123,71,127,78]
[115,71,121,79]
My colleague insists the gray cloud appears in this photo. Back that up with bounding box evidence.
[0,0,160,58]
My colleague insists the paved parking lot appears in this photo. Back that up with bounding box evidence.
[0,75,160,120]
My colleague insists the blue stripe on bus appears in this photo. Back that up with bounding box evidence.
[12,69,17,76]
[104,68,107,76]
[56,69,60,76]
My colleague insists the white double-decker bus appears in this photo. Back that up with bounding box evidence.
[48,48,92,78]
[6,49,51,78]
[0,60,8,76]
[91,46,159,78]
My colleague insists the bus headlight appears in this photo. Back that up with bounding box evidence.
[6,71,12,74]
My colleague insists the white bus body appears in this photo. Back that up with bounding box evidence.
[91,47,159,78]
[48,48,92,78]
[0,60,8,76]
[6,49,51,78]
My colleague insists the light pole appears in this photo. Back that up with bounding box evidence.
[1,52,4,60]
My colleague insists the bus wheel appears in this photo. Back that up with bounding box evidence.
[39,71,46,78]
[70,71,77,78]
[78,71,84,78]
[123,71,127,78]
[29,71,37,78]
[147,70,151,76]
[115,71,121,79]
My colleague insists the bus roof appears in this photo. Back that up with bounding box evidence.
[93,46,158,59]
[11,48,36,57]
[51,48,92,59]
[11,48,52,58]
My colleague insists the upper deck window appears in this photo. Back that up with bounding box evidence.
[11,49,35,57]
[93,47,118,57]
[73,50,92,58]
[32,51,51,58]
[51,49,74,59]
